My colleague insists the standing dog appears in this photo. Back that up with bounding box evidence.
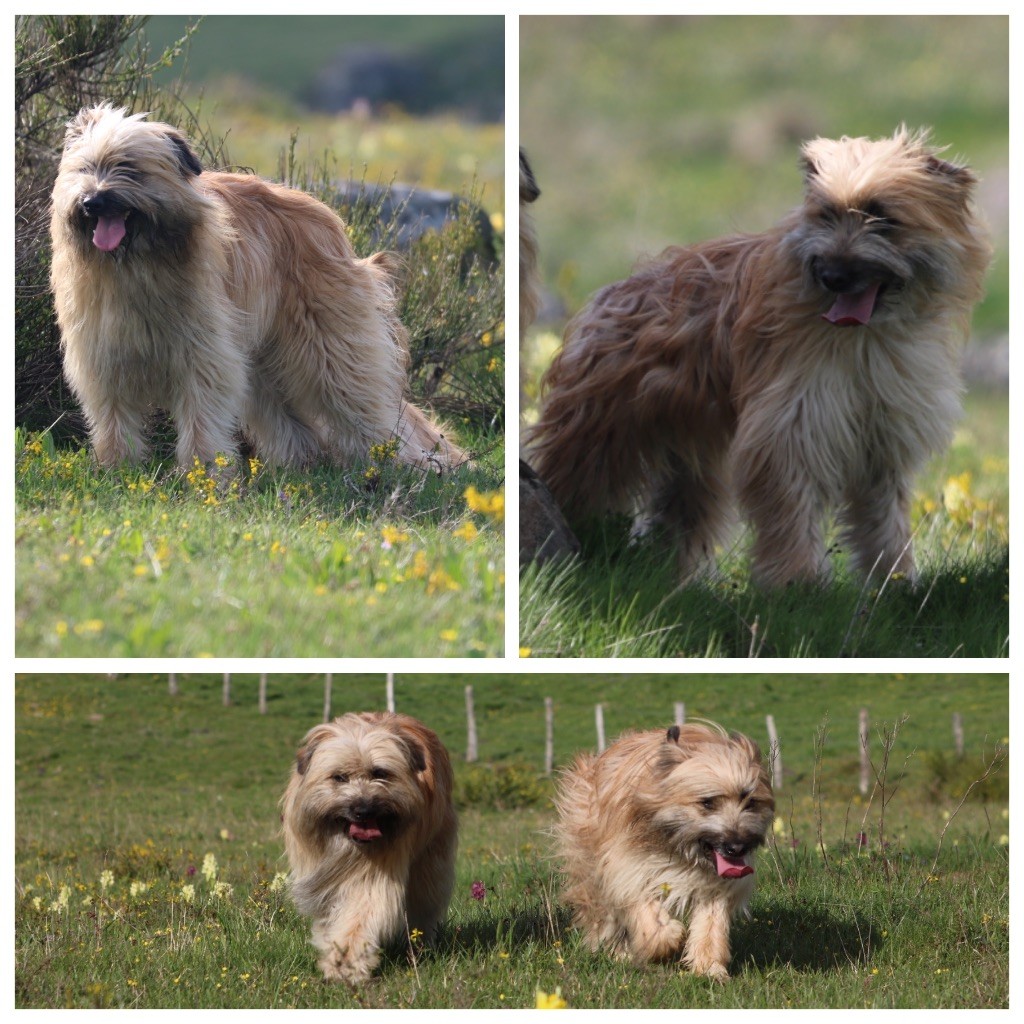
[281,712,457,985]
[527,128,990,585]
[50,104,462,471]
[555,722,774,981]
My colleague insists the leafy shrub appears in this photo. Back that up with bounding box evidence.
[923,749,1008,803]
[454,762,552,811]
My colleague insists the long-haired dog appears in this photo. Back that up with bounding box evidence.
[527,128,990,585]
[555,722,774,981]
[50,104,462,471]
[281,712,457,985]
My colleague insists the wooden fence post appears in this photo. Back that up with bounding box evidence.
[259,674,267,715]
[465,686,478,763]
[544,697,554,776]
[859,708,870,795]
[595,704,606,753]
[674,702,686,727]
[168,673,178,696]
[386,673,395,713]
[323,674,332,722]
[766,714,782,791]
[222,673,231,707]
[952,712,964,758]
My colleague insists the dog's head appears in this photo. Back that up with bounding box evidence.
[788,126,989,327]
[285,713,437,851]
[645,723,775,880]
[51,103,209,258]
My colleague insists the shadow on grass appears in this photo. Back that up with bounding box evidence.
[733,901,881,975]
[520,526,1009,658]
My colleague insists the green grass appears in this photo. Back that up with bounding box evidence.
[15,675,1008,1009]
[15,433,504,657]
[520,390,1008,658]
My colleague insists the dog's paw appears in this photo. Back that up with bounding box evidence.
[318,945,377,987]
[689,959,730,984]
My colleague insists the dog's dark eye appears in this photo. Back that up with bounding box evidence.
[700,796,718,811]
[370,767,391,781]
[330,772,348,784]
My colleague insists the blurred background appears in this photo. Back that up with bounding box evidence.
[520,15,1007,394]
[147,15,504,210]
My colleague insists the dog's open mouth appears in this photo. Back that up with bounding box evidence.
[347,818,384,843]
[91,213,128,252]
[822,279,885,327]
[704,844,754,879]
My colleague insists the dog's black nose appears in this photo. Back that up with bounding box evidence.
[814,256,881,295]
[721,839,750,858]
[81,193,112,218]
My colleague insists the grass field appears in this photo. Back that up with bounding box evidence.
[15,675,1008,1009]
[15,432,504,657]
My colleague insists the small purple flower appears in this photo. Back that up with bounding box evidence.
[471,881,486,901]
[186,864,197,877]
[856,832,869,849]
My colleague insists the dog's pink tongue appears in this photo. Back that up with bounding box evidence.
[713,850,754,879]
[348,820,383,842]
[92,214,127,252]
[822,280,881,326]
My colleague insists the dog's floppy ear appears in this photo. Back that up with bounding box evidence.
[520,149,540,203]
[164,129,203,177]
[401,736,428,775]
[655,724,687,773]
[294,723,335,776]
[924,154,977,192]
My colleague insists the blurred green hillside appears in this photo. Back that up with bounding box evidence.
[520,15,1008,336]
[141,16,504,209]
[147,15,503,119]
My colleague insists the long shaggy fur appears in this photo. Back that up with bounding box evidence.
[50,104,463,471]
[555,722,774,981]
[527,127,990,585]
[281,712,457,985]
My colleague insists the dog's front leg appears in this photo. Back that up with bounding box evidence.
[170,316,248,470]
[311,876,405,986]
[623,897,685,963]
[840,473,916,582]
[683,897,733,982]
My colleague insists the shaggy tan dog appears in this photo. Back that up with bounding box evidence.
[50,104,462,471]
[281,712,457,985]
[555,722,774,981]
[527,128,990,585]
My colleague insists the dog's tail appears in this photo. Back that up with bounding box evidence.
[395,399,468,472]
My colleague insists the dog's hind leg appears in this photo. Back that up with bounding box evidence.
[641,450,732,582]
[405,828,457,942]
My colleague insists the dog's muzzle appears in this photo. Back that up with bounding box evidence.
[812,255,898,327]
[703,838,756,879]
[80,192,129,252]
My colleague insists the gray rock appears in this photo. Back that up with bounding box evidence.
[519,458,580,566]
